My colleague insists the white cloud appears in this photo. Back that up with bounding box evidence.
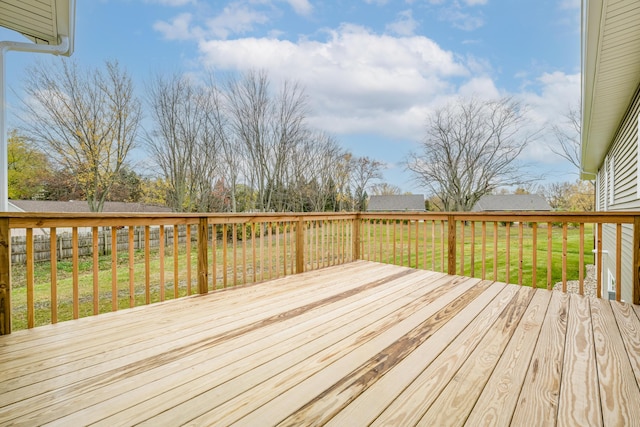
[517,71,580,166]
[285,0,313,16]
[206,3,270,39]
[197,24,482,140]
[145,0,196,6]
[386,10,419,36]
[154,13,201,40]
[439,7,484,31]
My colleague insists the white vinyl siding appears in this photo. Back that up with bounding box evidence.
[596,83,640,303]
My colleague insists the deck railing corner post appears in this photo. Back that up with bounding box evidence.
[353,215,361,260]
[197,217,209,294]
[447,214,457,276]
[0,217,10,335]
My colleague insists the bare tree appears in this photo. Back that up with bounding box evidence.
[144,73,220,212]
[550,105,581,172]
[406,97,537,211]
[21,59,141,212]
[224,69,308,212]
[350,156,384,211]
[370,183,402,196]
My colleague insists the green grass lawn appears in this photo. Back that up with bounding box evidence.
[9,222,594,331]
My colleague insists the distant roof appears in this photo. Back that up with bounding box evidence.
[368,195,425,212]
[9,200,173,213]
[472,194,551,212]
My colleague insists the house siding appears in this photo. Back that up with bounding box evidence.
[596,83,640,302]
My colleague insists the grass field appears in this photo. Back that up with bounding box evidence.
[9,222,594,331]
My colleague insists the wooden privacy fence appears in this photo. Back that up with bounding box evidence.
[1,211,639,334]
[10,225,196,264]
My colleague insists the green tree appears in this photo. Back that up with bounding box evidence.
[7,130,50,199]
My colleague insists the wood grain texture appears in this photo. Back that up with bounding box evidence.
[511,291,569,426]
[465,289,551,426]
[591,298,640,426]
[557,293,602,427]
[1,261,639,425]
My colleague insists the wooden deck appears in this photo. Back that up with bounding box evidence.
[1,261,639,426]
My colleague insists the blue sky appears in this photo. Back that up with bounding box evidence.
[1,0,581,195]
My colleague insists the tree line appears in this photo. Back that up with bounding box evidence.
[11,59,591,212]
[13,62,384,212]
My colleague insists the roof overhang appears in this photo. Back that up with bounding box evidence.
[0,0,75,56]
[581,0,640,179]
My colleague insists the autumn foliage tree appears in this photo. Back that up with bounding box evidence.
[20,59,141,212]
[7,130,50,200]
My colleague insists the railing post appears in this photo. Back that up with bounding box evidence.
[353,216,361,260]
[296,217,305,273]
[633,216,640,304]
[448,215,456,276]
[197,217,209,294]
[0,218,10,335]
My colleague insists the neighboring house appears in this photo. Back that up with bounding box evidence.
[8,200,173,236]
[9,200,173,213]
[367,195,425,212]
[581,0,640,302]
[471,194,551,212]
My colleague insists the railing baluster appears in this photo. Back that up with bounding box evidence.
[26,228,34,329]
[415,220,419,269]
[212,223,218,289]
[459,221,465,276]
[145,225,151,302]
[547,222,553,290]
[407,219,412,268]
[129,226,135,306]
[186,224,192,295]
[493,222,498,280]
[197,218,208,294]
[597,223,602,298]
[532,223,537,288]
[470,222,475,277]
[50,227,57,324]
[440,220,445,272]
[223,224,228,288]
[251,223,257,283]
[173,225,179,297]
[562,223,568,292]
[233,223,238,285]
[92,227,99,314]
[616,223,622,301]
[505,222,510,284]
[431,220,436,271]
[481,221,486,280]
[159,225,165,301]
[579,223,585,296]
[72,227,79,319]
[518,222,524,286]
[111,226,118,310]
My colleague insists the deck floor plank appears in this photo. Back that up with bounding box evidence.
[326,280,507,426]
[610,300,640,388]
[58,269,442,426]
[372,282,521,426]
[416,286,536,426]
[510,291,570,425]
[590,298,640,426]
[1,261,639,426]
[557,293,602,427]
[465,288,551,426]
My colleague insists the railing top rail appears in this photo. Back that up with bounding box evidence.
[2,212,360,229]
[358,211,640,224]
[3,210,638,229]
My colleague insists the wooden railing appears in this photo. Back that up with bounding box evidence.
[1,211,639,334]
